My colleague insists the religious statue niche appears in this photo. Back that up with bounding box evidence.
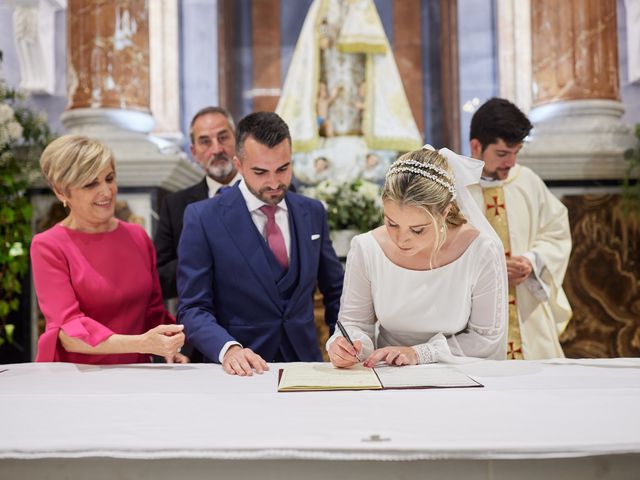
[276,0,422,186]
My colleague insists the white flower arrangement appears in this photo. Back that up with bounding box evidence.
[302,178,382,232]
[0,101,23,150]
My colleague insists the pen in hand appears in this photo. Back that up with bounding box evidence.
[336,320,362,362]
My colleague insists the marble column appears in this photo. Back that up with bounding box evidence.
[520,0,635,179]
[66,0,149,112]
[496,0,532,113]
[60,0,200,193]
[393,0,424,137]
[515,1,639,359]
[251,0,280,112]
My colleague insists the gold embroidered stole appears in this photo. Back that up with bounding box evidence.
[482,186,524,359]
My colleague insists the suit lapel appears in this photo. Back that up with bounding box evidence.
[174,179,209,250]
[188,178,208,202]
[285,195,311,309]
[218,187,281,306]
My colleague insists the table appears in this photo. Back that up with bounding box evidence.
[1,359,639,479]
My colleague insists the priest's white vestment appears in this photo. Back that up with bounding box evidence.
[469,165,572,359]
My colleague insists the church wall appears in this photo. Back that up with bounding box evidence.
[216,0,253,124]
[421,1,443,148]
[280,0,313,84]
[180,0,219,149]
[373,0,393,42]
[457,0,499,155]
[1,2,638,153]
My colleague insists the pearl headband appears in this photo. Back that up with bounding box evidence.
[386,158,457,201]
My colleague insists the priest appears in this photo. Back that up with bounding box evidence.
[468,98,572,359]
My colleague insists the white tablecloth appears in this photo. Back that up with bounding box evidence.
[1,358,639,463]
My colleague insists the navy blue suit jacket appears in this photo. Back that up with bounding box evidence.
[176,185,344,362]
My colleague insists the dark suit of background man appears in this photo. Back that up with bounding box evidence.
[154,107,240,300]
[177,112,344,376]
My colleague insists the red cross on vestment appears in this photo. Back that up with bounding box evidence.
[486,195,505,216]
[507,341,523,359]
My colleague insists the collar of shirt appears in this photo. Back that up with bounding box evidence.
[479,165,521,188]
[479,176,503,188]
[206,173,242,198]
[238,179,288,214]
[238,179,292,259]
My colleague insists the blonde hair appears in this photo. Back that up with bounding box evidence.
[383,148,467,266]
[39,135,115,196]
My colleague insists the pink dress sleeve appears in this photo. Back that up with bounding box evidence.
[31,235,114,361]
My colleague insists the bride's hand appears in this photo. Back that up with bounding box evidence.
[363,346,418,368]
[328,337,362,368]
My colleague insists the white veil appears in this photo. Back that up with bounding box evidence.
[437,147,504,248]
[421,145,508,363]
[420,144,503,248]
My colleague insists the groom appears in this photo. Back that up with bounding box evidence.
[177,112,344,375]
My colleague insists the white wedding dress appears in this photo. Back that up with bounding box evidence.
[326,147,508,363]
[329,231,507,362]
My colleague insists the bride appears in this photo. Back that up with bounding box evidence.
[327,146,508,367]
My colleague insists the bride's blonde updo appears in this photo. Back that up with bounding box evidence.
[382,148,467,264]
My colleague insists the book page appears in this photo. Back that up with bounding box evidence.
[374,365,482,389]
[278,363,382,391]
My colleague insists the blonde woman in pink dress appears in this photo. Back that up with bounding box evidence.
[31,135,187,364]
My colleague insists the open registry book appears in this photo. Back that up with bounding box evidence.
[277,363,482,392]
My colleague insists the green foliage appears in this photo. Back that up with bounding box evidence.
[0,61,54,346]
[302,178,382,232]
[622,124,640,217]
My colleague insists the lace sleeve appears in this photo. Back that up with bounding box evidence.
[411,238,508,363]
[447,238,507,359]
[325,235,376,357]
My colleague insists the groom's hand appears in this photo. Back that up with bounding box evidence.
[222,346,269,376]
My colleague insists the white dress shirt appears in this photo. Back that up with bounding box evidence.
[238,179,291,259]
[205,173,242,198]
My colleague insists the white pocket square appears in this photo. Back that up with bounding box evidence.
[311,234,320,240]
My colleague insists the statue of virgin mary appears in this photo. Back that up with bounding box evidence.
[276,0,422,185]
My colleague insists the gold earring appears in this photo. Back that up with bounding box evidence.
[63,200,67,208]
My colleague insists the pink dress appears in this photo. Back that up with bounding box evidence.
[31,220,175,364]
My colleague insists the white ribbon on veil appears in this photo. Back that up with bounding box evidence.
[438,147,504,248]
